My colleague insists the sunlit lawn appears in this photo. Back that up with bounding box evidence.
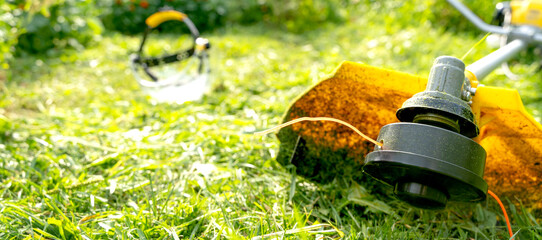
[1,4,542,239]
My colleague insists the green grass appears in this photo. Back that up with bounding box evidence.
[1,1,542,239]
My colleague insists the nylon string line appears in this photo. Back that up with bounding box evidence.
[488,190,514,239]
[254,117,383,147]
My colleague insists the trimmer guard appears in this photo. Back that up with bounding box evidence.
[276,61,542,208]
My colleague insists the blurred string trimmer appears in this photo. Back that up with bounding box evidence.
[257,0,542,238]
[131,8,211,104]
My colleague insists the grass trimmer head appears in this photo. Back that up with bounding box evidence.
[275,0,542,210]
[276,60,542,209]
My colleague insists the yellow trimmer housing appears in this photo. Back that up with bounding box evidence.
[511,0,542,28]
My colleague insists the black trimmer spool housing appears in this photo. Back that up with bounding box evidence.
[364,123,487,209]
[363,56,488,210]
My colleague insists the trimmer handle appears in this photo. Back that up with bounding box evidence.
[447,0,542,44]
[144,10,200,38]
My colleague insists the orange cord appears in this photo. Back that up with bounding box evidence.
[254,117,383,147]
[488,190,514,239]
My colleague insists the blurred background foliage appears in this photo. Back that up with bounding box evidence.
[2,0,102,56]
[1,0,495,72]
